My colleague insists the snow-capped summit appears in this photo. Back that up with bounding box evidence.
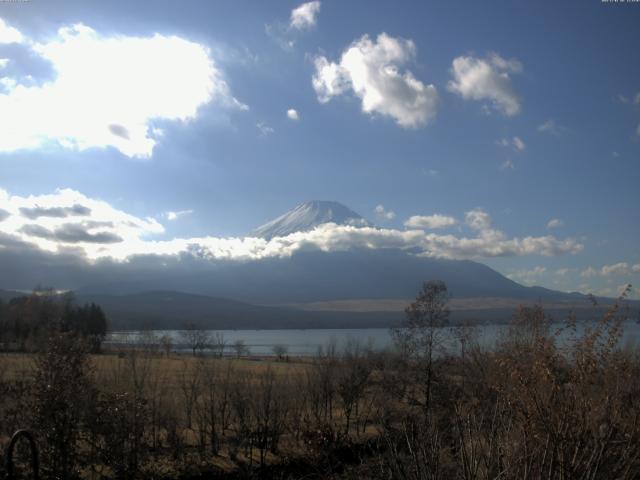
[251,200,371,239]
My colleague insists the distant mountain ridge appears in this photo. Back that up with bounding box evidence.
[251,200,371,239]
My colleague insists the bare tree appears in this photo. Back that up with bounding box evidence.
[452,320,478,389]
[137,328,159,355]
[272,343,288,361]
[178,358,203,430]
[212,331,226,357]
[232,339,249,359]
[392,280,450,416]
[196,358,235,455]
[179,322,212,356]
[336,338,373,436]
[159,334,173,357]
[250,367,290,468]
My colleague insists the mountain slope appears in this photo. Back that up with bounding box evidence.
[251,200,371,239]
[77,249,585,304]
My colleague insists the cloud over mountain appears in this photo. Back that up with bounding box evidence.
[405,214,457,229]
[0,189,583,271]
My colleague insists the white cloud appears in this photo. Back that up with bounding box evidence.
[448,52,522,116]
[512,136,525,151]
[404,214,456,229]
[583,284,635,299]
[537,119,562,135]
[313,56,349,100]
[0,18,23,44]
[500,159,515,170]
[575,283,592,294]
[418,230,582,258]
[312,33,439,128]
[0,188,584,263]
[636,124,640,137]
[507,266,546,285]
[555,268,569,276]
[547,218,563,229]
[602,262,631,276]
[290,1,321,30]
[374,204,396,221]
[581,262,640,278]
[465,208,492,232]
[617,94,630,104]
[0,188,163,259]
[257,122,274,136]
[264,23,296,52]
[497,136,525,154]
[165,210,193,221]
[619,92,640,106]
[287,108,299,120]
[0,23,247,158]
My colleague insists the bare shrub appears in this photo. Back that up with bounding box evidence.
[32,334,94,479]
[180,322,212,356]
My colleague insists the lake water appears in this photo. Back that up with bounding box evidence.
[106,320,640,356]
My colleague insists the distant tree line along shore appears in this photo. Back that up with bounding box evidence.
[0,289,107,353]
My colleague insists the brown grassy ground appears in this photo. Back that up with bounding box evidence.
[0,351,310,380]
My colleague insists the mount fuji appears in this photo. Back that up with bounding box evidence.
[251,200,372,239]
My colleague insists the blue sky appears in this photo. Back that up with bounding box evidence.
[0,0,639,298]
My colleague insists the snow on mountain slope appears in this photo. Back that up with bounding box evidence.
[250,201,371,239]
